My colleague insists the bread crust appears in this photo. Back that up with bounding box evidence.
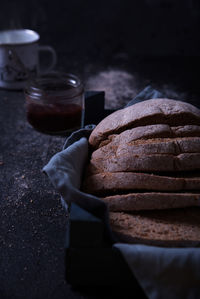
[83,172,200,195]
[99,124,200,148]
[89,99,200,149]
[91,136,200,163]
[88,152,200,174]
[102,192,200,211]
[84,99,200,245]
[109,208,200,247]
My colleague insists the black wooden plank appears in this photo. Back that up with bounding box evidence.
[66,203,104,248]
[65,247,134,286]
[65,203,144,291]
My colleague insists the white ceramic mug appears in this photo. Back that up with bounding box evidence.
[0,29,57,90]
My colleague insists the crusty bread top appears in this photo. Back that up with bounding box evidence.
[88,152,200,174]
[102,192,200,211]
[82,172,200,195]
[98,124,200,148]
[89,99,200,148]
[91,137,200,162]
[88,136,200,174]
[109,208,200,246]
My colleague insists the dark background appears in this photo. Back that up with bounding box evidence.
[0,1,200,299]
[1,0,200,82]
[2,0,200,55]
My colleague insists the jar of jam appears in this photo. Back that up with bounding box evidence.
[25,72,84,135]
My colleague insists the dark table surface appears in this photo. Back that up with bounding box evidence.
[1,55,200,299]
[0,81,142,299]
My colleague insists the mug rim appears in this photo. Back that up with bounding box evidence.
[0,29,40,46]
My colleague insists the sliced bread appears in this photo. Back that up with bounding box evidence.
[83,172,200,195]
[89,99,200,149]
[109,208,200,247]
[88,152,200,174]
[102,192,200,211]
[99,124,200,148]
[91,137,200,162]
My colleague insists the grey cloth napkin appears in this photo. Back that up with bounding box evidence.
[43,127,115,243]
[115,244,200,299]
[43,86,200,299]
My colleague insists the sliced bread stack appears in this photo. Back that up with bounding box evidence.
[82,99,200,246]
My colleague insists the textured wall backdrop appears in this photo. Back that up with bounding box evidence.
[0,0,199,61]
[0,0,199,99]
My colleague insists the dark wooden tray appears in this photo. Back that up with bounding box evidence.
[64,91,147,295]
[65,203,145,292]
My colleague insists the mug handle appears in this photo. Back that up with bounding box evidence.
[38,45,57,74]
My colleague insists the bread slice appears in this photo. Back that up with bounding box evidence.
[83,172,200,195]
[91,137,200,162]
[88,152,200,174]
[102,192,200,211]
[99,124,200,148]
[109,208,200,247]
[89,99,200,149]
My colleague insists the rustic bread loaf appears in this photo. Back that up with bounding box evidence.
[91,136,200,161]
[87,137,200,174]
[84,98,200,245]
[83,172,200,195]
[102,192,200,211]
[88,152,200,174]
[109,208,200,247]
[89,99,200,149]
[83,99,200,246]
[99,124,200,148]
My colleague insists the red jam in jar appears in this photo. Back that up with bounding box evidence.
[25,72,84,135]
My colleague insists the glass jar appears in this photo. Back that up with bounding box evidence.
[24,72,84,135]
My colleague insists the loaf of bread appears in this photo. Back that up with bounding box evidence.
[109,208,200,247]
[82,98,200,246]
[89,99,200,149]
[101,192,200,211]
[98,124,200,148]
[83,172,200,195]
[88,137,200,175]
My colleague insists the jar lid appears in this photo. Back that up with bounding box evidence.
[25,72,84,100]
